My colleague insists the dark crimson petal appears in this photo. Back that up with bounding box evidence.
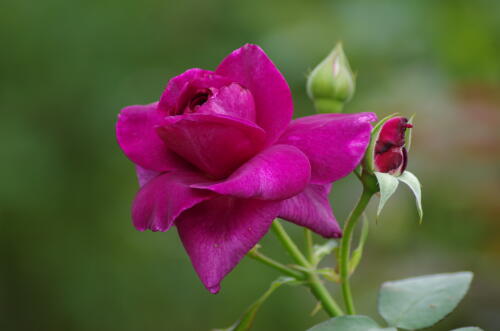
[156,114,266,178]
[279,184,342,238]
[116,103,188,172]
[191,144,310,200]
[278,112,377,184]
[216,44,293,145]
[132,171,214,232]
[176,196,281,293]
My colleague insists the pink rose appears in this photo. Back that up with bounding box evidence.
[116,44,376,293]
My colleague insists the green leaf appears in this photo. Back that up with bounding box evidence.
[213,277,297,331]
[405,113,415,152]
[378,272,473,330]
[397,171,423,223]
[307,315,396,331]
[313,239,338,265]
[450,327,484,331]
[349,213,369,274]
[374,172,399,219]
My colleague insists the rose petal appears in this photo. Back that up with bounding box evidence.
[116,103,187,172]
[278,112,376,184]
[191,144,310,200]
[132,171,214,232]
[176,196,281,293]
[216,44,293,145]
[156,114,266,178]
[135,165,160,187]
[279,184,342,238]
[158,69,231,115]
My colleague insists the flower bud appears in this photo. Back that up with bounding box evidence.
[306,43,356,113]
[363,114,414,177]
[374,116,412,175]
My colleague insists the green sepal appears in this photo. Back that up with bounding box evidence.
[374,172,399,220]
[378,272,473,330]
[397,171,423,223]
[213,277,299,331]
[349,213,369,274]
[363,113,401,173]
[405,113,415,152]
[312,239,338,266]
[307,315,397,331]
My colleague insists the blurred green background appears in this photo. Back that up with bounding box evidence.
[1,0,499,330]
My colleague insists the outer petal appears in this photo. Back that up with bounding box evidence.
[135,165,160,187]
[176,196,281,293]
[191,145,310,200]
[216,44,293,145]
[156,114,266,178]
[132,171,214,232]
[279,184,342,238]
[278,112,377,184]
[116,103,187,172]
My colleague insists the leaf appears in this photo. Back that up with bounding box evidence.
[313,239,338,265]
[374,172,399,219]
[307,315,397,331]
[405,113,415,152]
[349,213,369,274]
[213,277,297,331]
[450,327,484,331]
[397,171,423,223]
[378,272,473,330]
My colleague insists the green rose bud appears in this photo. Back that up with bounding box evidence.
[306,43,356,113]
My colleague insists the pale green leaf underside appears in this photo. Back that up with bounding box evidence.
[450,327,484,331]
[397,171,423,222]
[378,272,473,330]
[307,315,397,331]
[374,172,399,219]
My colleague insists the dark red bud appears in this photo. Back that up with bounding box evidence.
[374,117,411,175]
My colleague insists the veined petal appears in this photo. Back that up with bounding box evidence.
[132,171,214,232]
[278,112,376,184]
[191,144,310,200]
[279,184,342,238]
[135,165,160,187]
[156,114,266,178]
[176,196,281,293]
[116,103,187,172]
[216,44,293,145]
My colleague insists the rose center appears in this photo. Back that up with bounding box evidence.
[186,89,212,113]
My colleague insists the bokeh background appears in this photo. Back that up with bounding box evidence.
[2,0,499,330]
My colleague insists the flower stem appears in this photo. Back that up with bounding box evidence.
[338,188,374,315]
[304,229,314,263]
[248,248,305,280]
[271,221,344,317]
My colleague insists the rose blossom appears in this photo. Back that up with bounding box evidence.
[116,44,376,293]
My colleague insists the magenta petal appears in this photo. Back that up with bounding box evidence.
[278,112,377,184]
[279,184,341,238]
[158,69,231,115]
[156,114,266,178]
[192,145,310,200]
[116,103,187,172]
[176,196,281,293]
[216,44,293,145]
[132,171,214,232]
[135,165,160,187]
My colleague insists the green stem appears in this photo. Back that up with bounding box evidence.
[247,249,305,280]
[271,221,344,317]
[304,229,314,263]
[338,188,374,314]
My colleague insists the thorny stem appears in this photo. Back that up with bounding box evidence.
[248,248,305,280]
[304,229,315,264]
[338,188,374,314]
